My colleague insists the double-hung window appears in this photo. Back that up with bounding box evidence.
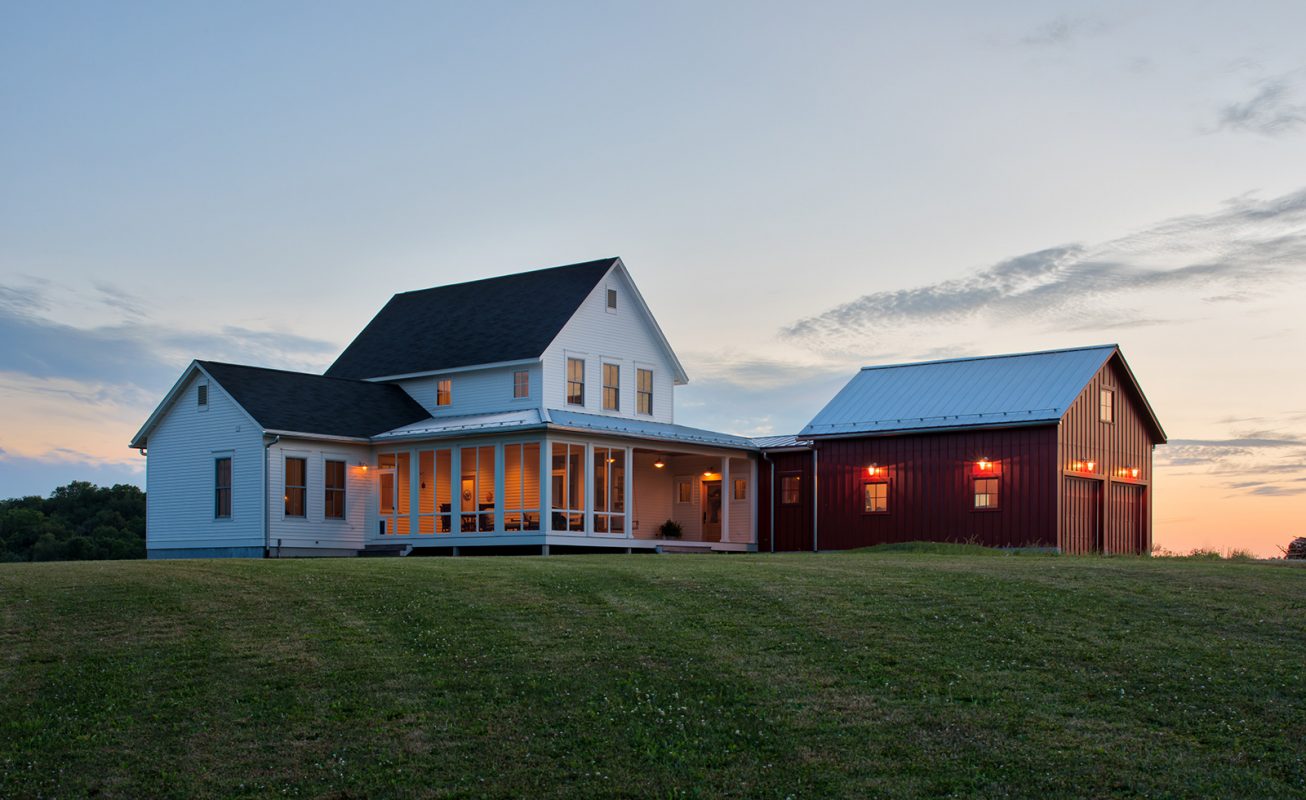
[324,459,346,519]
[636,368,653,415]
[284,457,307,518]
[513,370,529,399]
[214,457,231,518]
[602,363,620,411]
[863,481,888,513]
[566,358,585,406]
[1100,389,1114,423]
[974,477,999,510]
[437,378,452,407]
[780,474,801,505]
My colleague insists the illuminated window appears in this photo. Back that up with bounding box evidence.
[974,477,999,510]
[637,368,653,415]
[324,459,346,519]
[733,478,747,500]
[780,474,800,505]
[460,446,496,532]
[417,449,453,533]
[566,358,585,406]
[214,457,231,518]
[606,288,617,309]
[197,384,208,407]
[593,447,626,533]
[284,457,306,518]
[863,481,888,513]
[503,442,541,532]
[437,378,452,407]
[513,370,529,399]
[603,363,620,411]
[1100,389,1114,423]
[551,443,586,531]
[675,479,691,504]
[377,452,410,534]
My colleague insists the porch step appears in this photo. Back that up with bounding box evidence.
[360,544,413,557]
[657,545,718,554]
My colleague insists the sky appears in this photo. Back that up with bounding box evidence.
[2,1,1304,556]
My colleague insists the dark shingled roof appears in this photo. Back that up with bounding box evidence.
[325,257,618,380]
[198,361,430,438]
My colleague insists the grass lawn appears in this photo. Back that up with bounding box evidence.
[1,549,1303,799]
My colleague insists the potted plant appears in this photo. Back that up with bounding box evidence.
[659,519,682,539]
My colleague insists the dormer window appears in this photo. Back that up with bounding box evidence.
[437,378,452,407]
[606,288,617,310]
[513,370,529,399]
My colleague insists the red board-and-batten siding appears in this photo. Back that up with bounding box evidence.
[788,352,1158,554]
[1057,355,1157,555]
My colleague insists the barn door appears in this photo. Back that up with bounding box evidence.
[1062,477,1103,554]
[1109,483,1147,555]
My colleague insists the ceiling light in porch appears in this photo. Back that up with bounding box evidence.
[653,457,666,469]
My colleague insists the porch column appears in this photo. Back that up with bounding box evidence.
[450,446,462,535]
[584,442,594,536]
[493,442,506,534]
[625,445,633,539]
[540,437,552,535]
[720,456,730,544]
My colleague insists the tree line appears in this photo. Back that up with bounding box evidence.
[0,482,145,562]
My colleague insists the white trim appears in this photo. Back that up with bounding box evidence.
[362,357,540,383]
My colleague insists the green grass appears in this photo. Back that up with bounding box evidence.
[1,551,1303,799]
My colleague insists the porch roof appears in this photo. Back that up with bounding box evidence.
[543,409,759,450]
[372,408,546,442]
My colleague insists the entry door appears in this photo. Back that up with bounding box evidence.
[702,480,722,540]
[378,469,395,535]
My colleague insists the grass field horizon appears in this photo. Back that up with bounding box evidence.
[2,547,1303,798]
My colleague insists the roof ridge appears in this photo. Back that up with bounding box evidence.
[858,344,1118,372]
[197,360,381,386]
[393,257,618,298]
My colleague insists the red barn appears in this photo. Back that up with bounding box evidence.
[759,345,1166,554]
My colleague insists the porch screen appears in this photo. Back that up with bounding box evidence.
[504,443,541,531]
[551,443,585,532]
[592,447,626,533]
[460,446,496,532]
[418,449,453,533]
[377,453,409,534]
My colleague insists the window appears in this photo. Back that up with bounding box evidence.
[460,446,496,532]
[504,442,541,531]
[636,368,653,415]
[1100,388,1114,423]
[417,448,453,533]
[974,477,999,510]
[603,363,620,411]
[324,459,346,519]
[593,447,626,533]
[513,370,530,399]
[197,384,208,407]
[284,457,306,518]
[214,457,231,518]
[437,378,452,407]
[551,443,585,531]
[675,479,692,504]
[780,474,800,505]
[566,358,585,406]
[733,478,747,501]
[607,288,617,310]
[863,481,888,513]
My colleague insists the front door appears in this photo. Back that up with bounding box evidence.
[702,480,722,540]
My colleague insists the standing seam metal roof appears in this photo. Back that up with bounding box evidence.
[799,345,1120,437]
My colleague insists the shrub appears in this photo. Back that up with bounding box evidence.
[658,520,682,538]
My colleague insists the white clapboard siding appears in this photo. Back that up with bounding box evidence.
[395,364,541,418]
[727,457,752,543]
[632,451,674,537]
[266,439,373,550]
[542,266,678,424]
[146,372,264,550]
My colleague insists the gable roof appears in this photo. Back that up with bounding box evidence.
[800,344,1164,440]
[325,257,619,380]
[195,361,430,439]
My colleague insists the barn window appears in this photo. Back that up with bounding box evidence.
[214,457,231,518]
[863,481,888,513]
[566,358,585,406]
[284,457,307,518]
[637,368,654,415]
[437,378,452,407]
[603,363,620,411]
[1100,389,1114,423]
[513,370,530,399]
[324,460,346,520]
[974,477,999,510]
[780,474,801,505]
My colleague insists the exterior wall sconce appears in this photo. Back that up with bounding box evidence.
[975,458,995,473]
[866,464,884,478]
[1071,460,1096,473]
[1116,466,1140,479]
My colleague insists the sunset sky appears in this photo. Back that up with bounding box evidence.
[2,1,1304,556]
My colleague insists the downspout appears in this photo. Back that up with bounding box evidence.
[811,445,819,552]
[761,450,775,553]
[263,433,280,558]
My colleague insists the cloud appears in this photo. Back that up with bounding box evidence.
[1168,436,1302,448]
[1248,484,1306,497]
[783,188,1306,346]
[1018,15,1111,47]
[1216,76,1306,136]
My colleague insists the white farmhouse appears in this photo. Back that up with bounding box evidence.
[132,258,765,557]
